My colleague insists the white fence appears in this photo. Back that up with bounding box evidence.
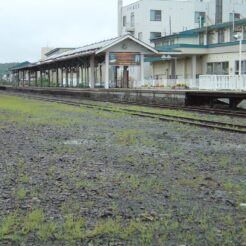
[199,75,246,91]
[140,75,246,91]
[141,78,199,89]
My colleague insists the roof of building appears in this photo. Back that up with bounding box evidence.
[151,18,246,42]
[43,37,119,62]
[9,61,32,71]
[45,48,76,57]
[26,35,157,67]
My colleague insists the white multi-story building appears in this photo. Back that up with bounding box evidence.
[118,0,246,44]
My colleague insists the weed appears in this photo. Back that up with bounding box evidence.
[20,175,30,184]
[17,188,27,200]
[22,209,44,234]
[0,213,17,239]
[114,129,141,145]
[89,218,121,238]
[37,222,57,241]
[58,216,85,241]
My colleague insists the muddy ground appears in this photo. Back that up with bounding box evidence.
[0,94,245,246]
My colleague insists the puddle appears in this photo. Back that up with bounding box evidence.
[63,139,96,145]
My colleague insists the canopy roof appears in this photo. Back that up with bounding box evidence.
[18,35,158,69]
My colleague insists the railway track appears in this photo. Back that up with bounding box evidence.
[2,91,246,134]
[82,98,246,118]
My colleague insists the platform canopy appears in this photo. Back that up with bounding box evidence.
[12,35,159,89]
[32,35,158,66]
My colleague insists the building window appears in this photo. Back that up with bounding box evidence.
[218,29,224,43]
[207,63,213,74]
[169,39,175,45]
[230,27,236,41]
[195,11,205,26]
[154,41,163,48]
[130,12,135,27]
[199,33,204,45]
[206,62,229,75]
[138,32,143,40]
[229,13,241,22]
[235,60,246,74]
[208,32,215,44]
[243,26,246,40]
[123,16,126,27]
[150,32,162,40]
[230,25,246,41]
[150,10,162,21]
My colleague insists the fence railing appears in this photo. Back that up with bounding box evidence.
[140,75,246,91]
[199,75,246,91]
[140,78,199,89]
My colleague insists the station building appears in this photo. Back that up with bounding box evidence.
[149,19,246,90]
[118,0,246,83]
[11,20,246,91]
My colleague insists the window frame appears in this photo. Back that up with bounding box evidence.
[130,12,135,27]
[235,60,246,75]
[150,32,162,40]
[206,62,229,75]
[150,10,162,22]
[218,29,225,43]
[123,16,126,27]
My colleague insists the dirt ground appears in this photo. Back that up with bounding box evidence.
[0,94,245,246]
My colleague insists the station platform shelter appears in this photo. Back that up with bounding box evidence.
[11,35,158,89]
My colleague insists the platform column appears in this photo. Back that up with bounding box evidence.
[80,66,83,87]
[28,70,31,86]
[56,68,59,87]
[48,70,50,87]
[105,52,109,89]
[90,55,95,88]
[76,65,79,87]
[192,55,197,87]
[66,68,69,87]
[22,70,25,87]
[70,67,73,87]
[17,71,20,86]
[40,70,43,87]
[61,68,64,87]
[35,71,38,86]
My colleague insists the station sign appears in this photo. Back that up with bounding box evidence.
[109,52,141,66]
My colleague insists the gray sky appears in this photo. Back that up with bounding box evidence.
[0,0,136,63]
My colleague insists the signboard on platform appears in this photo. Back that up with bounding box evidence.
[109,52,141,66]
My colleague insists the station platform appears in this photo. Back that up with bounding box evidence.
[1,86,246,109]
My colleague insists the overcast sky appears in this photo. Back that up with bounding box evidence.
[0,0,136,63]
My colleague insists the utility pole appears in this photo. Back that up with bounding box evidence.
[118,0,123,36]
[239,32,242,76]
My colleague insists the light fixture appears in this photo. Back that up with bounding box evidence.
[161,55,172,60]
